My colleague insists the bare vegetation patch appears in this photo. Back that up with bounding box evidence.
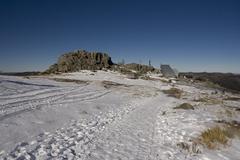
[177,141,201,154]
[118,68,141,79]
[204,81,222,89]
[194,97,223,105]
[159,79,169,83]
[101,81,131,89]
[140,75,151,80]
[224,105,240,112]
[224,96,240,101]
[224,109,234,117]
[162,88,183,99]
[174,103,194,110]
[131,88,160,98]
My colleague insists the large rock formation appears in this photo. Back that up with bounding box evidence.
[45,50,113,73]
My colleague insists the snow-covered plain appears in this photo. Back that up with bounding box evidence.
[0,70,240,160]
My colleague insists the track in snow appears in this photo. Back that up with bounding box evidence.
[0,83,110,120]
[86,95,175,160]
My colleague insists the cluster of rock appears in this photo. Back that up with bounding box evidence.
[123,63,155,73]
[45,50,113,73]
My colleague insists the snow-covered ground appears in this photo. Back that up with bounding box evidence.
[0,70,240,160]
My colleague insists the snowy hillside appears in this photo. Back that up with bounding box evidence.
[0,70,240,160]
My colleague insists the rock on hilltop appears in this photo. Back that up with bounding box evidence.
[45,50,113,73]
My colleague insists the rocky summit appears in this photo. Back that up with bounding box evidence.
[45,50,113,73]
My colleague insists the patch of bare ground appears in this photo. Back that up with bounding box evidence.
[224,105,240,112]
[224,96,240,101]
[101,81,131,89]
[131,89,160,98]
[174,103,194,110]
[101,81,160,98]
[194,97,223,105]
[215,120,240,138]
[162,88,183,99]
[50,78,89,84]
[217,108,236,118]
[177,141,201,154]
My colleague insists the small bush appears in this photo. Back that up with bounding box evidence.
[162,88,183,99]
[174,103,194,110]
[200,126,228,149]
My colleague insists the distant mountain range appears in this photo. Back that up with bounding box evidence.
[179,72,240,92]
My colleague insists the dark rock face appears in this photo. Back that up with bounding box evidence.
[45,50,113,73]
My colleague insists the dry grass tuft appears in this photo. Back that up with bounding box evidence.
[174,103,194,110]
[162,88,183,99]
[200,126,228,149]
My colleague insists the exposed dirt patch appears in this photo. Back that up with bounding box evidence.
[50,78,89,84]
[177,141,201,154]
[194,97,223,105]
[223,105,240,112]
[224,96,240,101]
[215,120,240,138]
[101,81,132,89]
[162,88,183,99]
[174,103,194,110]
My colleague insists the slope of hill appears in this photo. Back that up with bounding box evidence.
[1,71,240,160]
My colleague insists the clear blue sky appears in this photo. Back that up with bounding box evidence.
[0,0,239,73]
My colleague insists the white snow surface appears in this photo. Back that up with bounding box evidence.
[0,70,240,160]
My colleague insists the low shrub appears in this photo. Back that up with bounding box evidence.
[174,103,194,110]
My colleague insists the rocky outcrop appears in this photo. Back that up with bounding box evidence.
[124,63,155,73]
[45,50,114,73]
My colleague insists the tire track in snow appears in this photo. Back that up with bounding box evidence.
[0,98,137,159]
[0,85,109,120]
